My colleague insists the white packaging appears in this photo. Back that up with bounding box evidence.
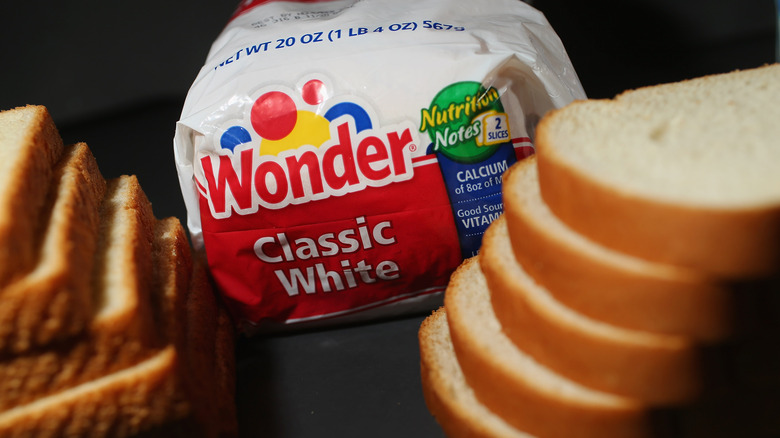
[174,0,585,333]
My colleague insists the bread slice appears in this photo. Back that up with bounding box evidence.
[149,218,237,437]
[481,215,704,405]
[0,143,106,354]
[419,308,533,438]
[0,218,237,437]
[0,105,64,287]
[0,175,160,410]
[502,156,737,341]
[177,251,238,437]
[149,217,192,352]
[424,256,780,437]
[443,257,654,437]
[0,346,185,437]
[534,64,780,278]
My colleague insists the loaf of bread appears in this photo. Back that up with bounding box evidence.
[420,65,780,437]
[0,105,237,437]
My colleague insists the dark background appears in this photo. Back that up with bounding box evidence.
[0,1,776,437]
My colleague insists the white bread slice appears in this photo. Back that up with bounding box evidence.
[419,308,533,438]
[481,215,702,405]
[0,143,106,354]
[502,156,735,341]
[0,175,160,410]
[443,257,652,438]
[424,257,780,437]
[93,175,157,340]
[0,105,64,286]
[0,218,237,437]
[535,64,780,278]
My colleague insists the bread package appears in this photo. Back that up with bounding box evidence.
[174,0,584,332]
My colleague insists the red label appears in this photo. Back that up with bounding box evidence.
[200,157,462,325]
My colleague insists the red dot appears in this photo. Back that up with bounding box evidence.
[301,80,326,105]
[251,91,297,140]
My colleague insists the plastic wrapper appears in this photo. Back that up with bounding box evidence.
[174,0,585,333]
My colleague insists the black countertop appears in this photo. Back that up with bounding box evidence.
[8,1,778,436]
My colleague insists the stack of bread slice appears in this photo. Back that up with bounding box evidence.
[419,64,780,438]
[0,105,237,437]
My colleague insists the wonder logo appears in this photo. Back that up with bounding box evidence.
[196,78,418,218]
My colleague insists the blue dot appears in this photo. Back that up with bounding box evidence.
[220,126,252,152]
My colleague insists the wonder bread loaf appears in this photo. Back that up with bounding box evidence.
[0,105,237,437]
[419,64,780,438]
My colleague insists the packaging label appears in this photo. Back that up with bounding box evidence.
[194,77,529,324]
[196,78,467,324]
[420,81,527,258]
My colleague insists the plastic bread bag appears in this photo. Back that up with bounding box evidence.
[174,0,585,333]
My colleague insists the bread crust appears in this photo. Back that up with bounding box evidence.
[535,103,780,279]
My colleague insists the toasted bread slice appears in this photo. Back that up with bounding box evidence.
[0,219,237,437]
[0,176,160,410]
[0,143,106,354]
[0,105,64,286]
[534,64,780,278]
